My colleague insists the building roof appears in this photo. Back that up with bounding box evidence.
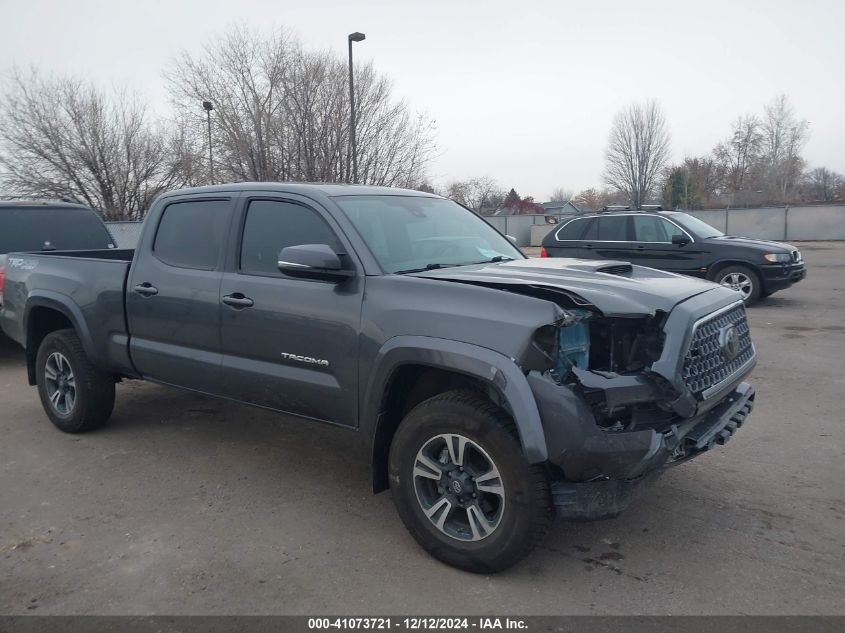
[540,200,591,214]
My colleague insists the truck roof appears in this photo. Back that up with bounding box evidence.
[159,182,440,199]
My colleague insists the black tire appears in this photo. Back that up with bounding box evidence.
[388,390,552,573]
[36,329,115,433]
[712,264,762,304]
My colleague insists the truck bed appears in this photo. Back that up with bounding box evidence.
[0,249,136,378]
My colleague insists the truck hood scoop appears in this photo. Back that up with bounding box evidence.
[408,257,719,316]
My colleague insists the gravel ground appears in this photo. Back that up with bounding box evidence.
[0,242,843,615]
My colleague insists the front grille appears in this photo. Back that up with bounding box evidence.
[682,303,754,397]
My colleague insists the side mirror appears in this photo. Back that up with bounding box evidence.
[506,234,518,244]
[671,234,690,246]
[277,244,353,282]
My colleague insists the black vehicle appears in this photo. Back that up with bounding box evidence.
[1,183,756,573]
[540,209,806,303]
[0,200,116,307]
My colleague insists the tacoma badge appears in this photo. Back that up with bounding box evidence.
[280,352,330,367]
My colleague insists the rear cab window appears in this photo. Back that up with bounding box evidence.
[153,200,231,270]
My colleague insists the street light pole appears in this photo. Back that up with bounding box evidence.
[202,100,214,185]
[347,32,366,184]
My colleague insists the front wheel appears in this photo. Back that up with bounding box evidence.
[36,329,115,433]
[388,390,552,573]
[715,265,761,304]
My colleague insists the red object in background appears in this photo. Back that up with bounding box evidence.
[0,264,5,304]
[539,246,548,258]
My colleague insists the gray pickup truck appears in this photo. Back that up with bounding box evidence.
[0,183,756,573]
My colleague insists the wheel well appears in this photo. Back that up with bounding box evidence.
[25,307,73,385]
[370,365,507,493]
[707,260,762,282]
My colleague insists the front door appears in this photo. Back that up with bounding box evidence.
[127,196,234,393]
[629,214,702,274]
[218,196,363,427]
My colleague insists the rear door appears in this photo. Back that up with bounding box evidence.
[127,195,235,393]
[629,214,702,273]
[217,195,363,427]
[581,215,636,261]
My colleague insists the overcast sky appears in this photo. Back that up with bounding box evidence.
[2,0,843,200]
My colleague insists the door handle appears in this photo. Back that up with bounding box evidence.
[636,245,645,251]
[222,293,254,309]
[133,282,158,297]
[584,244,593,250]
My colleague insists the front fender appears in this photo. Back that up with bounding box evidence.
[362,336,549,472]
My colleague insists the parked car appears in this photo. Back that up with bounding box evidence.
[0,200,116,308]
[540,208,806,303]
[1,183,756,573]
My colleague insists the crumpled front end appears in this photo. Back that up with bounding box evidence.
[522,286,757,520]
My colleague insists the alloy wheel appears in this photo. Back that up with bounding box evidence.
[44,352,76,415]
[720,271,754,300]
[413,433,505,541]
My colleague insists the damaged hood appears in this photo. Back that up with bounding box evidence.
[409,257,726,316]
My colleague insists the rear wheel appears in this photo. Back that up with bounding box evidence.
[389,390,552,573]
[715,265,761,304]
[36,329,115,433]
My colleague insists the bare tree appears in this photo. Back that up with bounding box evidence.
[603,100,671,208]
[573,187,612,210]
[0,68,184,219]
[761,94,809,203]
[445,176,502,213]
[548,187,573,202]
[803,167,842,202]
[713,114,763,199]
[166,26,436,188]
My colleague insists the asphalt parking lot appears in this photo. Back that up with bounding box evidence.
[1,243,843,615]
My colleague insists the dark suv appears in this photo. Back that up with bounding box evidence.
[540,209,806,303]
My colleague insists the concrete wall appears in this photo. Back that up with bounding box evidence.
[485,214,576,246]
[686,205,845,242]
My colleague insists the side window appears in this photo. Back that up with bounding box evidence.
[659,217,688,241]
[632,215,671,242]
[597,216,629,241]
[153,200,231,270]
[240,199,342,275]
[556,218,588,240]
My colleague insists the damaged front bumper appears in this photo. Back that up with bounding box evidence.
[528,371,755,520]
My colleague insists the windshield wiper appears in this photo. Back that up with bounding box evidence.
[463,255,515,265]
[394,263,456,275]
[395,256,514,275]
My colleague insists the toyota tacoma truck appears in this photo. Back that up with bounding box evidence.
[0,183,756,573]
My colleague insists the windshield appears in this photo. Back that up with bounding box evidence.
[0,206,115,253]
[334,196,524,274]
[671,212,724,239]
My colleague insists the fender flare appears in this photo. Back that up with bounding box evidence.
[362,336,549,485]
[706,258,764,281]
[22,292,99,380]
